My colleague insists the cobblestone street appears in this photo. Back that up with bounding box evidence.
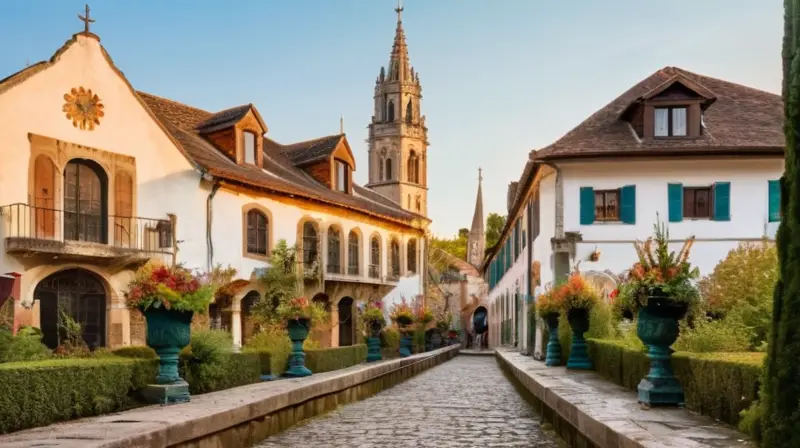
[256,355,560,447]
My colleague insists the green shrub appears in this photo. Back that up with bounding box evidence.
[180,329,260,393]
[381,328,400,350]
[242,325,291,376]
[1,327,51,363]
[112,345,158,359]
[673,316,752,353]
[588,339,763,426]
[0,356,157,433]
[305,344,367,373]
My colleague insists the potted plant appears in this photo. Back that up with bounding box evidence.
[622,218,699,407]
[390,298,414,357]
[415,306,434,327]
[560,272,600,370]
[276,296,327,377]
[125,263,213,404]
[361,300,385,362]
[535,286,563,367]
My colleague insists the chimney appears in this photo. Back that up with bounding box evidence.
[507,181,519,212]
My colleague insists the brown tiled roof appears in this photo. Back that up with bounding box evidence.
[281,134,343,166]
[138,92,427,226]
[533,66,783,161]
[196,105,253,133]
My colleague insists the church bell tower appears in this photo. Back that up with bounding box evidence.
[366,2,429,217]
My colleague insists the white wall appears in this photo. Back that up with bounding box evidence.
[487,242,528,349]
[557,158,783,277]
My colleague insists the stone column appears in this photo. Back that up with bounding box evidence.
[230,303,242,349]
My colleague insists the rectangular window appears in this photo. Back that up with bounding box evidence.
[654,107,688,137]
[683,186,712,219]
[244,131,256,164]
[335,160,349,193]
[594,189,620,221]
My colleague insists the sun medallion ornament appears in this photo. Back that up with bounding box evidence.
[63,87,104,130]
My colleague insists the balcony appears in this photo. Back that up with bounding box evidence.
[323,263,399,286]
[0,203,174,266]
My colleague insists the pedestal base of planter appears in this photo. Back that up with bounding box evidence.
[141,380,190,406]
[285,352,312,377]
[544,315,562,367]
[399,334,412,357]
[566,337,593,370]
[367,336,382,362]
[638,376,685,407]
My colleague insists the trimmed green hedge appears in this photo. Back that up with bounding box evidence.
[0,356,157,434]
[587,339,763,426]
[305,344,367,373]
[180,351,261,394]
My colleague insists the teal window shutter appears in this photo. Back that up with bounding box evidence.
[713,182,731,221]
[668,183,683,222]
[620,185,636,224]
[768,180,781,222]
[579,187,595,225]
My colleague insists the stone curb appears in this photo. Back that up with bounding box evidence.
[0,345,460,448]
[495,349,751,448]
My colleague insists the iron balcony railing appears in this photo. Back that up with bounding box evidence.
[0,203,174,253]
[368,264,380,279]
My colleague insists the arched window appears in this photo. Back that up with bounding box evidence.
[348,230,360,275]
[369,236,381,278]
[33,155,56,239]
[390,239,401,278]
[405,100,413,124]
[407,239,417,274]
[407,152,418,183]
[327,226,341,274]
[246,209,268,256]
[387,100,395,122]
[302,221,318,269]
[407,194,411,209]
[379,158,384,181]
[385,158,393,181]
[64,159,107,244]
[416,196,421,212]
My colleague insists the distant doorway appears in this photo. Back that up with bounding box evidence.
[338,297,354,347]
[240,291,259,346]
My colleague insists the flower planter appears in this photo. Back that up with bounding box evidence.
[399,328,412,357]
[636,292,689,407]
[396,316,413,327]
[367,321,382,362]
[143,306,193,405]
[566,308,592,370]
[285,318,312,377]
[544,314,562,366]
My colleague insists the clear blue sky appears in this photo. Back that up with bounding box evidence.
[0,1,783,237]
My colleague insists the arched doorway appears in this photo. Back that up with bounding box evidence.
[311,293,332,347]
[63,159,108,244]
[240,291,259,346]
[338,297,354,347]
[34,268,107,350]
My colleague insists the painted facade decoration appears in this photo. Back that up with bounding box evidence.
[0,7,430,351]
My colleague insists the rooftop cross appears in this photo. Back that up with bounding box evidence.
[395,0,403,21]
[78,4,95,34]
[478,167,483,182]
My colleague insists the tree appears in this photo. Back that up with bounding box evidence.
[458,228,469,239]
[430,232,467,261]
[760,2,800,445]
[485,213,506,249]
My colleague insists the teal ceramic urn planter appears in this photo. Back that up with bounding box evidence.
[566,308,592,370]
[367,321,383,362]
[544,314,562,366]
[285,318,312,377]
[399,328,412,357]
[143,306,193,405]
[636,292,688,407]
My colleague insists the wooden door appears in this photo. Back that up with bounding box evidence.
[33,155,55,238]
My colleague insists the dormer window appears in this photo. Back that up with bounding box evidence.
[654,107,687,137]
[244,131,257,164]
[335,159,350,193]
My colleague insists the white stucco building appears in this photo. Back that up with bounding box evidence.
[483,66,783,359]
[0,8,431,350]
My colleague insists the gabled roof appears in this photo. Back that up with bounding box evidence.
[196,104,266,134]
[533,66,783,161]
[139,92,428,227]
[281,134,345,166]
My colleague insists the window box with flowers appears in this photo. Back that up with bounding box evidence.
[535,286,564,367]
[559,272,601,370]
[276,296,328,377]
[360,300,386,362]
[617,217,700,407]
[124,263,214,404]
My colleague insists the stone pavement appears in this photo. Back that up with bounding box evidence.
[497,349,752,448]
[256,356,560,448]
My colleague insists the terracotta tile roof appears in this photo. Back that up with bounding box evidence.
[532,66,784,161]
[137,92,427,226]
[280,134,343,165]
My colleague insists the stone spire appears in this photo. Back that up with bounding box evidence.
[467,169,486,267]
[387,0,413,83]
